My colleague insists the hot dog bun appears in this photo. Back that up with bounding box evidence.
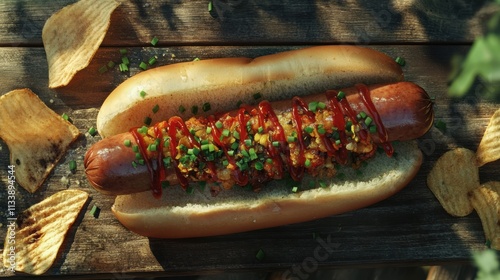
[97,46,403,138]
[112,141,422,239]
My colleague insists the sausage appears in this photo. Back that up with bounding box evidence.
[84,82,433,196]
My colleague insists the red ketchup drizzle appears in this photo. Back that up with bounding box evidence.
[133,84,391,196]
[355,84,393,156]
[130,127,163,199]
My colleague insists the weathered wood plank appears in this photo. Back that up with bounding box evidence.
[0,44,498,277]
[0,0,496,47]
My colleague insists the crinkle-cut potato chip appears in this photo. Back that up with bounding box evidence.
[2,189,89,275]
[476,108,500,167]
[0,89,80,193]
[42,0,120,88]
[426,148,479,217]
[469,182,500,250]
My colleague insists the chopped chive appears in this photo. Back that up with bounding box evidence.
[163,157,172,167]
[395,56,406,66]
[147,143,157,152]
[89,205,100,218]
[227,150,235,156]
[179,144,188,152]
[255,161,264,170]
[69,160,77,171]
[241,150,250,158]
[152,104,160,114]
[191,105,198,114]
[272,141,280,147]
[236,100,243,108]
[140,90,147,98]
[222,159,229,166]
[206,126,213,134]
[151,36,159,46]
[369,124,377,134]
[61,113,70,121]
[186,185,195,194]
[287,136,297,143]
[244,139,252,147]
[139,61,148,70]
[137,159,145,165]
[208,143,216,152]
[138,126,148,134]
[231,142,239,150]
[357,111,367,119]
[253,92,262,100]
[215,121,223,129]
[317,102,326,109]
[201,144,209,151]
[119,63,128,72]
[88,126,97,136]
[317,125,326,135]
[304,126,314,134]
[434,120,447,133]
[179,105,186,113]
[335,139,341,145]
[222,129,230,137]
[148,56,157,65]
[124,139,132,147]
[337,91,345,100]
[132,145,139,152]
[308,101,318,112]
[144,116,152,126]
[345,121,352,131]
[98,65,108,73]
[258,126,264,134]
[193,57,201,61]
[135,153,142,160]
[120,48,127,55]
[249,148,258,160]
[266,158,273,164]
[202,102,211,112]
[364,116,373,126]
[304,159,311,168]
[319,181,327,188]
[121,56,130,65]
[107,61,115,68]
[291,186,299,193]
[233,131,240,139]
[131,161,138,168]
[164,139,170,147]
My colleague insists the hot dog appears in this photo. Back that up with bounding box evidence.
[85,82,433,197]
[84,46,433,238]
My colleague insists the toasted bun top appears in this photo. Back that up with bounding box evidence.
[97,45,403,137]
[112,141,422,238]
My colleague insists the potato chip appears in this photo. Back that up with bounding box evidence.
[469,182,500,250]
[2,189,89,275]
[476,108,500,167]
[426,148,479,217]
[0,89,80,193]
[42,0,120,88]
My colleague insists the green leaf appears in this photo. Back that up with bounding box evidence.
[448,63,478,97]
[473,249,500,275]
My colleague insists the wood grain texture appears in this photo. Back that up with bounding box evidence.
[0,0,499,278]
[0,0,497,47]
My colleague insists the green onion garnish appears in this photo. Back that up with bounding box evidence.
[140,90,147,98]
[148,56,157,65]
[69,160,77,171]
[144,116,152,126]
[231,142,239,150]
[244,139,252,147]
[222,129,230,137]
[395,56,406,66]
[287,136,297,143]
[179,105,186,113]
[258,126,264,134]
[132,145,139,152]
[119,63,128,72]
[272,141,280,147]
[253,92,262,100]
[121,56,130,65]
[120,48,127,55]
[139,61,148,70]
[151,36,159,46]
[90,205,100,218]
[365,116,373,126]
[255,161,264,170]
[308,101,318,112]
[335,139,341,145]
[249,148,258,160]
[236,100,243,108]
[88,126,97,136]
[135,153,142,160]
[317,102,326,109]
[291,186,299,193]
[227,150,235,156]
[186,186,195,194]
[191,105,198,114]
[215,121,223,129]
[304,126,314,134]
[233,131,240,139]
[337,91,345,100]
[152,104,160,114]
[124,139,131,147]
[131,161,138,168]
[345,121,352,131]
[357,111,367,119]
[206,126,212,134]
[304,159,311,168]
[202,102,211,112]
[369,124,377,134]
[147,143,157,152]
[163,157,172,167]
[107,61,115,68]
[138,126,148,134]
[317,125,326,135]
[98,65,108,73]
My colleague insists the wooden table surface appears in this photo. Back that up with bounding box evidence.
[1,0,499,278]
